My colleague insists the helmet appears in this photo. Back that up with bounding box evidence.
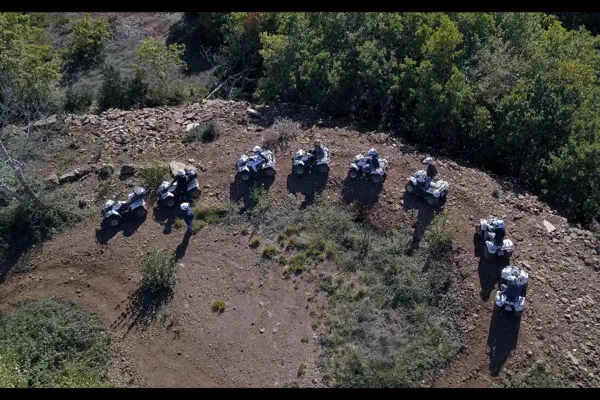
[314,140,321,147]
[367,148,378,157]
[180,202,190,211]
[507,275,517,285]
[423,157,434,165]
[177,169,185,177]
[252,146,262,154]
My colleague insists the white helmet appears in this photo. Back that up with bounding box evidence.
[367,148,378,157]
[177,169,185,177]
[423,157,434,165]
[180,202,190,211]
[507,275,517,285]
[252,146,262,154]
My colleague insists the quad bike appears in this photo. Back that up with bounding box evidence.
[235,151,276,181]
[404,170,449,206]
[494,265,529,317]
[476,216,514,261]
[101,186,148,228]
[347,154,388,184]
[157,169,200,208]
[292,147,330,176]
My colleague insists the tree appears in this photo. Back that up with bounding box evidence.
[134,37,186,82]
[63,13,112,70]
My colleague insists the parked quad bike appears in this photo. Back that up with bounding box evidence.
[347,154,388,184]
[235,151,276,181]
[476,216,514,261]
[157,169,200,208]
[292,147,330,176]
[101,186,148,228]
[405,170,449,206]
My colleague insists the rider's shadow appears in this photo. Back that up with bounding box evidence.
[153,206,177,235]
[341,178,383,205]
[286,172,328,208]
[487,310,522,376]
[402,192,439,254]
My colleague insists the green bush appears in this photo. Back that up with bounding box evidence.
[139,250,178,295]
[97,66,149,111]
[63,13,112,68]
[182,124,219,143]
[503,361,563,388]
[0,299,109,388]
[211,299,227,313]
[425,210,459,255]
[192,201,235,223]
[262,244,278,259]
[63,81,95,114]
[137,160,169,194]
[249,236,261,247]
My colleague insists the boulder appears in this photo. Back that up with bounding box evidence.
[44,173,59,187]
[120,164,136,176]
[59,171,79,184]
[32,114,58,128]
[186,123,200,132]
[169,161,196,177]
[543,220,557,233]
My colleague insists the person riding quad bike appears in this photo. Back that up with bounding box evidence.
[170,169,189,199]
[252,146,271,165]
[361,148,380,175]
[421,157,438,192]
[504,275,524,299]
[308,140,326,162]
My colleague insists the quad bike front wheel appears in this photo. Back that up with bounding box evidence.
[134,207,148,218]
[262,168,276,177]
[405,182,416,193]
[425,194,439,206]
[239,171,251,181]
[105,215,121,228]
[347,170,359,180]
[317,164,330,174]
[162,198,176,208]
[293,165,306,176]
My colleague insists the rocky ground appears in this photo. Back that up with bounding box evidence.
[1,99,599,387]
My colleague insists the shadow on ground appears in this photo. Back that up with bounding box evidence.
[229,175,275,212]
[153,206,177,235]
[403,192,440,254]
[286,172,328,208]
[487,310,522,376]
[476,246,510,301]
[341,179,383,206]
[95,215,146,245]
[112,287,175,336]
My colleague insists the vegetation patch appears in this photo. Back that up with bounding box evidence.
[211,299,227,313]
[0,299,110,388]
[139,249,178,296]
[182,123,219,143]
[137,160,170,195]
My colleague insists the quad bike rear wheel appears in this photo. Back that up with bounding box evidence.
[262,168,276,177]
[188,188,200,200]
[134,207,148,218]
[317,164,330,174]
[293,165,306,176]
[348,170,359,180]
[425,193,439,206]
[371,174,383,185]
[483,245,495,261]
[514,310,523,318]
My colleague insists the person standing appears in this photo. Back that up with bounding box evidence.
[179,203,195,234]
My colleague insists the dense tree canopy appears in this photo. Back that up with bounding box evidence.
[174,12,600,223]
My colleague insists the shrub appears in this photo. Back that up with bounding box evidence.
[174,218,185,229]
[188,84,209,102]
[492,188,501,199]
[192,202,235,224]
[0,198,81,262]
[251,187,269,212]
[0,299,109,387]
[211,299,227,313]
[139,249,178,295]
[262,117,298,151]
[297,364,306,377]
[503,361,563,388]
[192,220,207,234]
[262,244,278,259]
[250,236,261,247]
[63,13,112,68]
[137,160,169,194]
[63,81,95,114]
[97,65,125,111]
[425,210,459,255]
[182,123,219,144]
[240,226,250,235]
